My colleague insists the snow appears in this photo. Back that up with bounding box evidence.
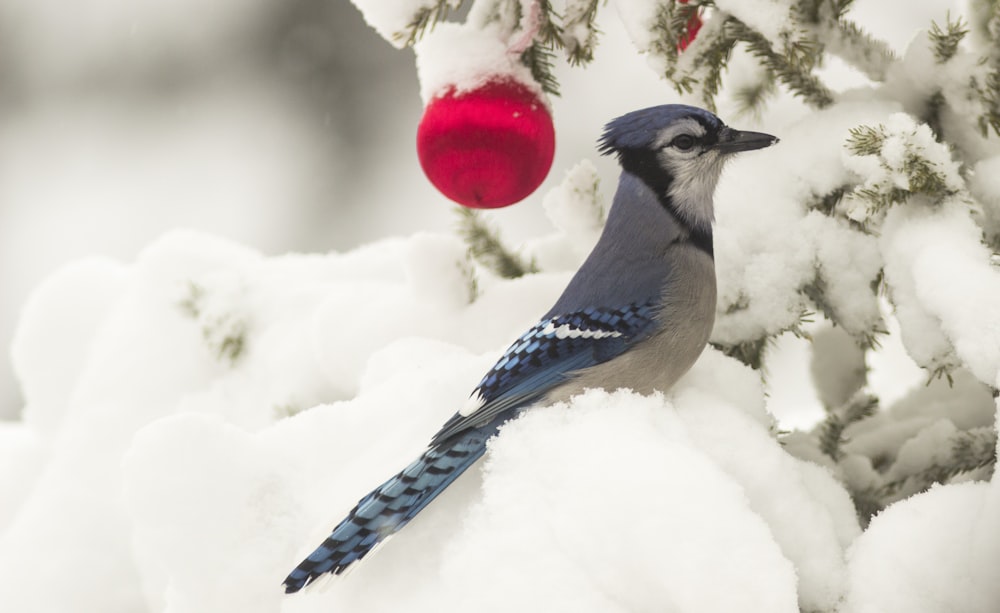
[714,0,797,49]
[844,481,1000,613]
[3,217,994,612]
[3,1,1000,612]
[537,159,606,264]
[880,199,1000,383]
[414,21,542,103]
[712,102,898,346]
[10,257,129,434]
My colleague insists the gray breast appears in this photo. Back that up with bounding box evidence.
[544,242,716,404]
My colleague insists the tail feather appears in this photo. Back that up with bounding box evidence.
[283,428,490,593]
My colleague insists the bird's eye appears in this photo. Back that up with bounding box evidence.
[670,135,697,151]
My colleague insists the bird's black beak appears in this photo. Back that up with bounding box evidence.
[716,127,779,154]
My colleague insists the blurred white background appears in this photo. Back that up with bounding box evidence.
[0,0,438,418]
[0,0,940,422]
[0,0,688,421]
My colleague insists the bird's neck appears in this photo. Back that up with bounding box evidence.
[544,171,712,315]
[616,147,716,240]
[602,172,713,258]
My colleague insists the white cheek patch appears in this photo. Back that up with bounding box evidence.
[540,322,623,340]
[661,150,725,230]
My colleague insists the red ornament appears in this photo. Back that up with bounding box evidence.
[416,78,555,209]
[677,0,703,51]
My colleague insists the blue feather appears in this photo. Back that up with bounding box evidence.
[431,300,661,444]
[283,425,493,592]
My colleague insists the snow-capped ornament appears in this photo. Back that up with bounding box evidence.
[677,0,702,51]
[417,77,555,208]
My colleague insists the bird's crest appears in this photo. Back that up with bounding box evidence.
[597,104,724,156]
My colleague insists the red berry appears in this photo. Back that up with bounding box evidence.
[417,78,555,209]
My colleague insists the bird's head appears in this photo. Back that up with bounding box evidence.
[598,104,777,232]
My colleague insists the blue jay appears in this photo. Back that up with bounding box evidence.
[283,104,777,593]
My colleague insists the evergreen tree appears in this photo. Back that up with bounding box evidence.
[352,0,999,525]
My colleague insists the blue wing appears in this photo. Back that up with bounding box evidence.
[431,300,661,445]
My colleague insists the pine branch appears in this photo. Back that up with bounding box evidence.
[809,185,846,215]
[925,90,946,141]
[796,0,859,23]
[521,42,560,95]
[951,427,997,475]
[646,5,741,111]
[829,19,897,81]
[455,208,538,278]
[649,1,692,91]
[801,272,884,348]
[797,0,895,82]
[688,18,740,111]
[925,363,956,387]
[844,121,960,220]
[973,3,1000,137]
[458,254,480,302]
[711,336,771,370]
[559,0,602,65]
[929,13,969,64]
[818,392,879,461]
[975,68,1000,138]
[863,426,997,512]
[848,489,883,529]
[801,274,836,327]
[395,0,469,47]
[714,291,813,371]
[732,71,778,118]
[177,281,249,365]
[177,280,205,319]
[711,312,811,373]
[535,0,564,46]
[730,21,835,108]
[845,124,885,155]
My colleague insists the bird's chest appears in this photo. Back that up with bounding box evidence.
[545,247,716,403]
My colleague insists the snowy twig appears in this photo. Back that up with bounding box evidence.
[177,280,249,365]
[860,426,997,516]
[395,0,470,47]
[559,0,602,65]
[929,13,969,63]
[731,20,834,109]
[818,392,878,462]
[823,19,896,82]
[456,208,538,278]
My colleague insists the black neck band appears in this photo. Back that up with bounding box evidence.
[617,148,714,258]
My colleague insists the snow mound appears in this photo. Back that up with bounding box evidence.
[3,222,993,613]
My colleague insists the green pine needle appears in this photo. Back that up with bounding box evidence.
[456,208,538,279]
[395,1,468,47]
[846,124,886,156]
[818,393,879,461]
[559,0,602,65]
[929,13,968,64]
[731,21,834,109]
[521,43,561,96]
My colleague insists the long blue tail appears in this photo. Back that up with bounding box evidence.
[283,427,491,593]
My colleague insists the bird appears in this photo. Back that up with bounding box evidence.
[283,104,778,593]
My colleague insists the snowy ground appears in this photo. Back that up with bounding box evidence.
[2,1,999,612]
